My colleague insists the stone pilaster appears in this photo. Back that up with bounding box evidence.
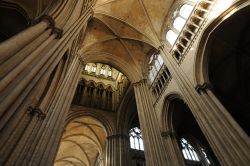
[161,131,185,166]
[26,55,82,166]
[105,134,130,166]
[133,79,171,166]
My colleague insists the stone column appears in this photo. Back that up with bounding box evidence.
[133,79,171,166]
[105,134,130,166]
[161,131,185,166]
[160,45,250,165]
[0,1,92,165]
[25,55,82,166]
[0,15,55,64]
[80,86,88,105]
[195,83,250,165]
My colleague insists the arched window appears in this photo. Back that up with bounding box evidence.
[166,1,196,45]
[166,30,178,45]
[91,64,96,73]
[84,64,89,71]
[108,68,112,77]
[180,138,212,165]
[100,66,106,75]
[148,54,164,83]
[180,138,200,161]
[129,127,144,151]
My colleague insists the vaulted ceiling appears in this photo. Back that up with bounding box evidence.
[80,0,175,82]
[54,117,107,166]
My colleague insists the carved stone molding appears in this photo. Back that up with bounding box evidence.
[27,106,46,120]
[51,27,63,39]
[158,44,164,51]
[30,15,55,27]
[195,82,213,94]
[132,79,147,87]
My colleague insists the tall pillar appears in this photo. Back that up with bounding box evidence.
[161,131,185,166]
[105,134,130,166]
[0,15,55,64]
[21,55,82,166]
[0,6,92,165]
[133,79,171,166]
[160,45,250,165]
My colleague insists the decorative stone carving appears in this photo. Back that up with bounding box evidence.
[51,27,63,39]
[30,15,55,27]
[195,83,213,94]
[27,106,46,120]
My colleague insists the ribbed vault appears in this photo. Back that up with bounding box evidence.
[79,0,175,82]
[54,117,107,166]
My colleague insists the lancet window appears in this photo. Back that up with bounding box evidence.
[129,127,144,151]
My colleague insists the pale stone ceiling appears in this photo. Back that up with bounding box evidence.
[54,117,107,166]
[80,0,174,82]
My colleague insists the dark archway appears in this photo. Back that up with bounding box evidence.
[170,98,219,166]
[206,5,250,135]
[0,4,29,42]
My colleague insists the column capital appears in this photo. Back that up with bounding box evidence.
[27,106,46,120]
[195,82,213,94]
[161,130,175,138]
[51,27,63,39]
[31,15,55,27]
[132,79,147,87]
[158,44,165,51]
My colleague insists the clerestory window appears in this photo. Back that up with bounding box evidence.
[148,54,164,83]
[91,65,97,73]
[180,137,212,165]
[129,127,144,151]
[166,2,197,45]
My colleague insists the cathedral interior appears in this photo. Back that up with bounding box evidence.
[0,0,250,165]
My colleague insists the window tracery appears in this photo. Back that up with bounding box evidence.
[129,127,144,151]
[91,64,97,73]
[166,2,196,46]
[180,137,213,165]
[165,0,214,62]
[108,67,112,77]
[100,66,106,75]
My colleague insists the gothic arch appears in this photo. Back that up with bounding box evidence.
[161,92,184,131]
[55,115,110,166]
[66,110,114,136]
[162,93,219,165]
[194,0,250,85]
[194,1,250,135]
[117,87,137,134]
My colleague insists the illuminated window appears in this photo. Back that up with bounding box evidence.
[148,54,164,83]
[180,138,200,161]
[84,64,89,71]
[91,65,96,72]
[108,68,112,77]
[180,138,212,165]
[100,67,106,75]
[166,2,196,45]
[180,4,194,19]
[129,127,144,151]
[173,17,186,32]
[166,30,178,45]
